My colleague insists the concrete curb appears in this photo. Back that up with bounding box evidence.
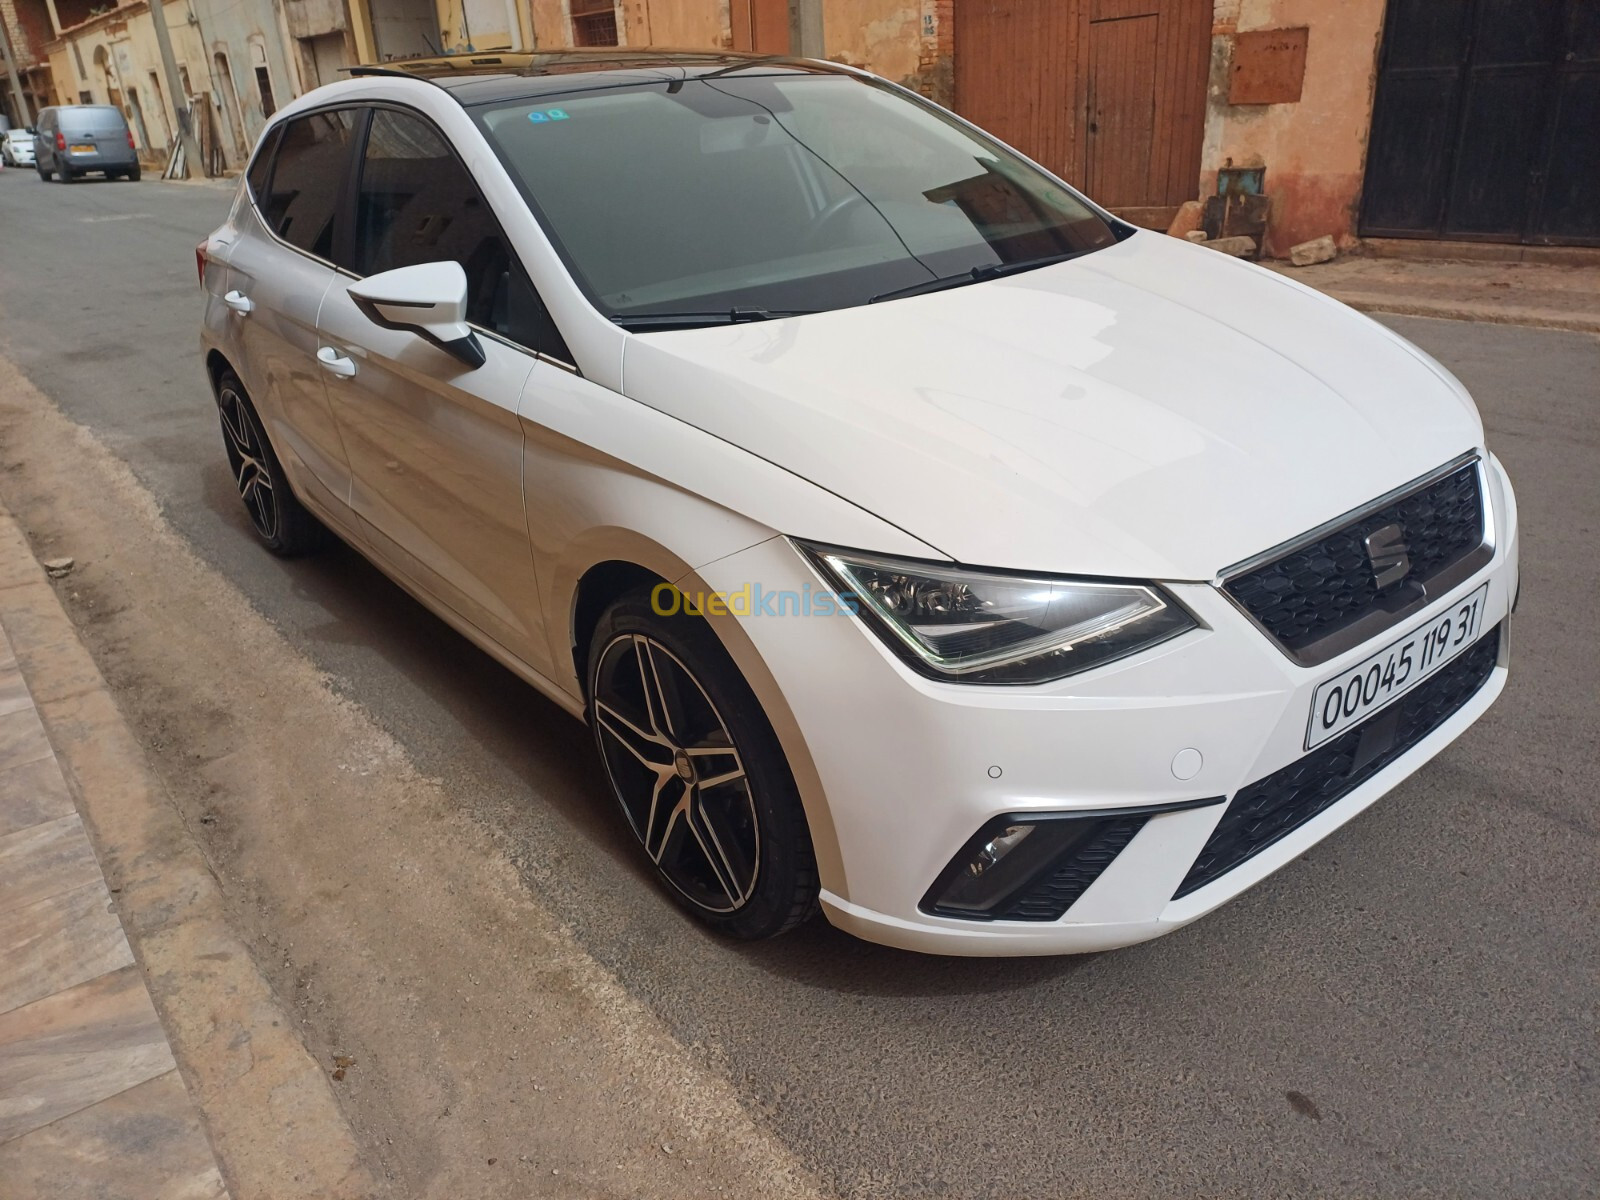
[1317,291,1600,336]
[0,510,379,1199]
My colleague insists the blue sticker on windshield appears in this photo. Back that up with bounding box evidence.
[529,108,569,124]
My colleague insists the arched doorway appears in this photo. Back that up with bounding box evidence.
[93,45,122,112]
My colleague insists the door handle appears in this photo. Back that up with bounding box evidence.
[316,346,357,378]
[223,290,254,314]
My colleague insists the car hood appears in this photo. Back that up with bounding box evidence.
[620,232,1483,580]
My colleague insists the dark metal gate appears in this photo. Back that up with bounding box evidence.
[1361,0,1600,245]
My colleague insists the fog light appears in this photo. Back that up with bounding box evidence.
[922,799,1227,921]
[925,819,1088,917]
[974,824,1032,873]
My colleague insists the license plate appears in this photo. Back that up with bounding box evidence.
[1306,582,1489,749]
[70,143,94,154]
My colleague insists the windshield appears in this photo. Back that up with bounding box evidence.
[472,71,1118,325]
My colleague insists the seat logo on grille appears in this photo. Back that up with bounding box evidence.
[1364,522,1412,589]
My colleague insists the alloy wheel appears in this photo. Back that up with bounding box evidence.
[592,633,760,914]
[218,387,280,541]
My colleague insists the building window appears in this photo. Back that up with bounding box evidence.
[570,0,617,46]
[255,66,275,117]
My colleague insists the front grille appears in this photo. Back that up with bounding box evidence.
[1225,461,1485,658]
[1174,624,1501,898]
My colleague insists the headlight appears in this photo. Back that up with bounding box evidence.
[798,544,1197,685]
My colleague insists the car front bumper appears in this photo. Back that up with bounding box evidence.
[691,452,1519,955]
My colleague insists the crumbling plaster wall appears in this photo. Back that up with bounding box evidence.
[822,0,949,103]
[1201,0,1386,255]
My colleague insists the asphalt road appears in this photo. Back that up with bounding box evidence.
[2,169,1595,1197]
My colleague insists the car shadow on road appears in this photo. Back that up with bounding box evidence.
[732,916,1097,997]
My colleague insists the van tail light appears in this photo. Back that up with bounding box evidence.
[55,132,65,151]
[196,241,207,288]
[127,129,136,150]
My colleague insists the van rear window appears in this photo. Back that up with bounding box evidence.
[59,107,126,131]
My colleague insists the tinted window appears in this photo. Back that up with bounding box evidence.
[59,106,127,133]
[352,108,568,360]
[260,108,357,260]
[472,73,1117,323]
[246,125,280,203]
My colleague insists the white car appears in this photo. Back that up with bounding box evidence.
[1,128,35,167]
[199,51,1518,956]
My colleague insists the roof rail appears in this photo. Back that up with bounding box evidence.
[345,65,437,80]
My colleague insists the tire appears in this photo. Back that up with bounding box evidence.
[58,166,74,183]
[125,165,141,182]
[587,591,819,940]
[215,371,326,557]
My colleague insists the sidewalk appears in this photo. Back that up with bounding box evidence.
[1265,252,1600,334]
[0,508,376,1199]
[0,615,226,1196]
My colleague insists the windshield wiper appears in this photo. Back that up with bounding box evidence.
[610,307,816,331]
[867,250,1093,305]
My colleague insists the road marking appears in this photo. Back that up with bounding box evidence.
[79,213,154,223]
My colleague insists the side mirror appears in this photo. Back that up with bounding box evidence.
[347,261,486,369]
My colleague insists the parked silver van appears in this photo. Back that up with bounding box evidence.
[35,105,141,183]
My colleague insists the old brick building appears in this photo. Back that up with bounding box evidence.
[6,0,1595,252]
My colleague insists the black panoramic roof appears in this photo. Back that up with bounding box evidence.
[349,49,849,106]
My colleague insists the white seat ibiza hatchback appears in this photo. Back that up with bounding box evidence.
[199,51,1518,956]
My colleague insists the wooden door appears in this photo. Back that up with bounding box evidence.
[954,0,1209,208]
[1086,9,1160,205]
[730,0,790,54]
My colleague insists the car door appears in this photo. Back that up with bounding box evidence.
[315,104,559,666]
[225,108,359,523]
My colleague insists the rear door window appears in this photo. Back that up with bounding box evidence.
[246,125,281,204]
[258,108,359,261]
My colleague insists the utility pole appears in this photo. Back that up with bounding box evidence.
[147,0,204,175]
[0,11,31,128]
[790,0,823,58]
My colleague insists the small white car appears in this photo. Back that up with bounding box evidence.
[199,51,1518,956]
[1,127,35,167]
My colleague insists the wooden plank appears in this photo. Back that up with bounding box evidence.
[1112,204,1181,229]
[1169,0,1208,201]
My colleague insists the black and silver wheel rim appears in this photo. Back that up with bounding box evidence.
[592,633,759,914]
[218,387,279,542]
